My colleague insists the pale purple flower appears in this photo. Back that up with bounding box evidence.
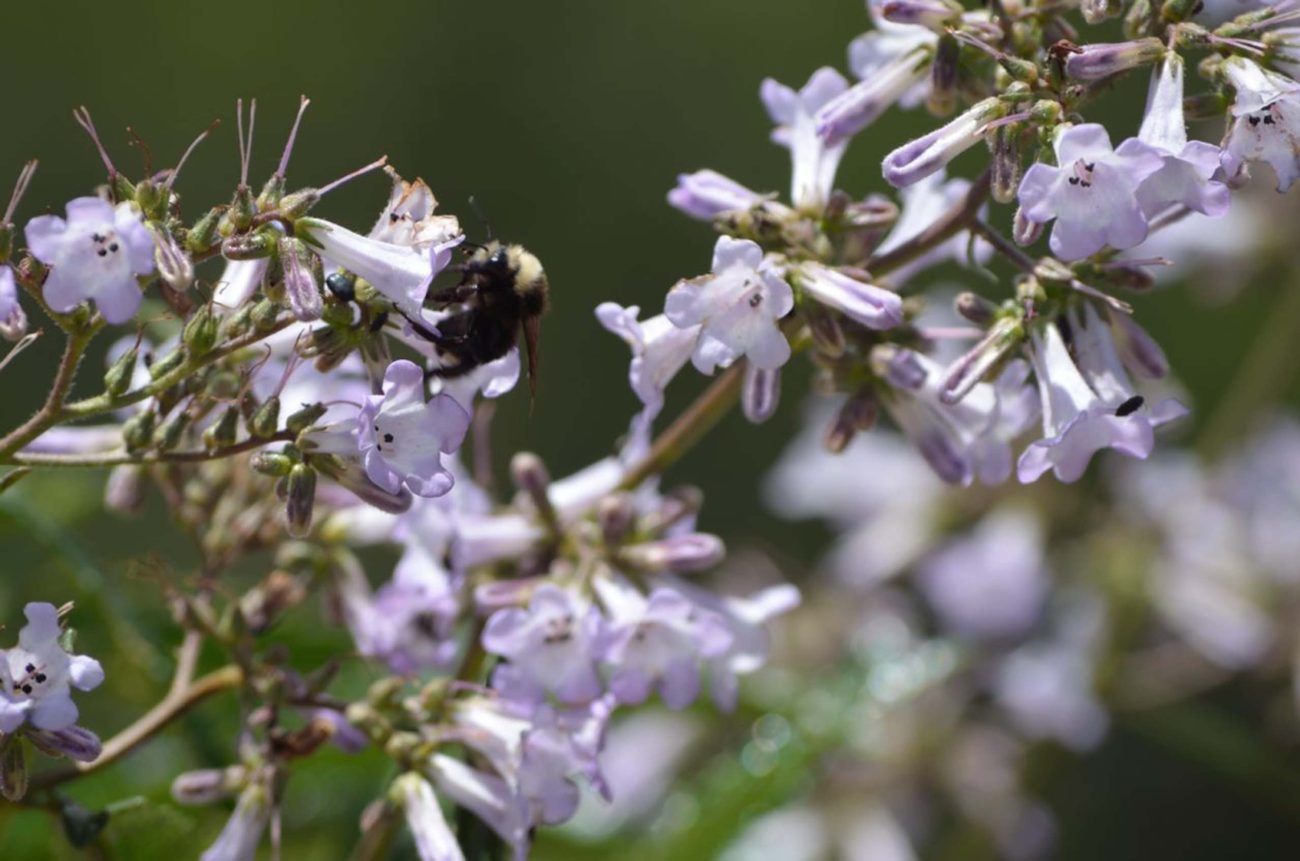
[1134,52,1231,218]
[882,98,1002,188]
[918,509,1048,640]
[741,364,781,424]
[1220,56,1300,191]
[595,577,733,709]
[358,360,470,498]
[761,68,851,209]
[668,170,764,220]
[438,696,612,857]
[394,773,464,861]
[482,584,604,705]
[657,575,800,710]
[25,197,154,323]
[0,266,26,341]
[1017,310,1186,484]
[200,782,270,861]
[596,302,700,421]
[796,262,903,330]
[0,603,104,733]
[665,236,794,372]
[1016,124,1164,259]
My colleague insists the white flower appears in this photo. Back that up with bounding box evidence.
[1221,56,1300,191]
[0,603,104,733]
[665,236,793,372]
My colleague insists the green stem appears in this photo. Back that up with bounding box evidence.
[0,322,102,460]
[29,664,243,792]
[59,316,295,421]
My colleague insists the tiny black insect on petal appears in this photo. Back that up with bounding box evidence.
[1115,395,1145,417]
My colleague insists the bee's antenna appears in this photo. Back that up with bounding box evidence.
[467,195,494,241]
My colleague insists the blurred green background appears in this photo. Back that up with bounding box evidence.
[1,0,1299,858]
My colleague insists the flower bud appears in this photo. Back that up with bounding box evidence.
[133,179,166,221]
[798,263,903,330]
[154,411,191,451]
[104,464,146,514]
[182,305,219,356]
[247,396,281,438]
[620,533,726,573]
[928,34,960,116]
[870,344,927,389]
[280,238,323,321]
[1,737,27,802]
[881,0,961,28]
[148,346,187,381]
[185,206,223,255]
[1161,0,1199,23]
[252,451,294,477]
[882,98,1002,187]
[1013,207,1045,246]
[1029,100,1063,126]
[989,124,1022,204]
[598,493,636,548]
[172,766,245,806]
[742,364,781,424]
[1123,0,1155,38]
[667,170,763,221]
[1064,38,1164,80]
[0,296,27,342]
[225,184,256,234]
[204,407,241,450]
[122,410,157,453]
[939,317,1021,404]
[511,452,557,526]
[251,297,281,332]
[222,228,279,261]
[285,402,328,435]
[954,291,998,325]
[1081,0,1114,23]
[103,344,139,397]
[150,225,194,292]
[806,304,846,358]
[284,464,317,538]
[27,726,102,763]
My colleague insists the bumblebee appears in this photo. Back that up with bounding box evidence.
[417,241,549,399]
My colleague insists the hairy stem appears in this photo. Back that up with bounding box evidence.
[0,323,102,460]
